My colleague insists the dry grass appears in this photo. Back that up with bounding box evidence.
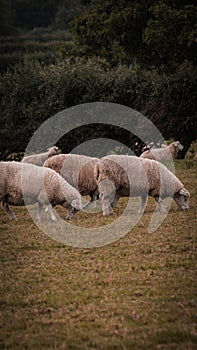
[0,160,197,349]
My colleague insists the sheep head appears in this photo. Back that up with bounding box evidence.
[174,188,190,210]
[173,141,184,151]
[48,146,59,157]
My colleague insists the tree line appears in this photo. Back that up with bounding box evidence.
[72,0,197,71]
[0,0,196,159]
[1,0,196,72]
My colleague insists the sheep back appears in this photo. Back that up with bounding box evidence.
[140,141,183,161]
[140,147,172,161]
[95,155,184,199]
[95,156,149,198]
[21,146,59,166]
[44,154,98,195]
[0,161,81,208]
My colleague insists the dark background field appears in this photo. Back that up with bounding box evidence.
[0,1,197,160]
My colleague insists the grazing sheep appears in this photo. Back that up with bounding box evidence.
[21,146,59,166]
[140,141,183,161]
[94,155,190,216]
[44,154,99,207]
[0,161,82,221]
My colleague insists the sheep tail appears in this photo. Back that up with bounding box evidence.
[94,162,100,182]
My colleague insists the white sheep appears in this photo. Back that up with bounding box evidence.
[21,146,59,166]
[94,155,190,216]
[0,161,82,221]
[140,141,183,161]
[44,154,99,208]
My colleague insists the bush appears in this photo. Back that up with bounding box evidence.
[144,61,197,157]
[0,58,196,159]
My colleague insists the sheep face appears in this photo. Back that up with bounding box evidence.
[173,141,184,151]
[71,199,82,211]
[47,146,59,157]
[174,188,190,210]
[53,146,59,153]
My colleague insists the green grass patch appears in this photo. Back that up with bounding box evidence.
[0,160,196,349]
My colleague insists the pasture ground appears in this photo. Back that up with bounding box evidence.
[0,160,197,349]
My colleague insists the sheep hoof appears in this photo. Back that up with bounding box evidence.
[103,210,114,216]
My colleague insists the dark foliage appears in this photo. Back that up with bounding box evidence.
[0,59,196,160]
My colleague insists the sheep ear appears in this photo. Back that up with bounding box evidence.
[179,188,187,196]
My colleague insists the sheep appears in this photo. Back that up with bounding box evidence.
[44,154,99,208]
[21,146,59,166]
[0,161,82,221]
[94,155,190,216]
[140,141,183,161]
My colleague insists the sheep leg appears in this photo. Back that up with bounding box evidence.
[37,203,57,221]
[1,200,17,220]
[98,181,115,216]
[47,204,58,221]
[36,203,43,221]
[90,191,100,208]
[83,192,99,209]
[138,195,148,214]
[111,194,120,208]
[154,196,166,213]
[98,188,114,216]
[100,193,114,216]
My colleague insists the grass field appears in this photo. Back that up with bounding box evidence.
[0,29,74,72]
[0,160,196,349]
